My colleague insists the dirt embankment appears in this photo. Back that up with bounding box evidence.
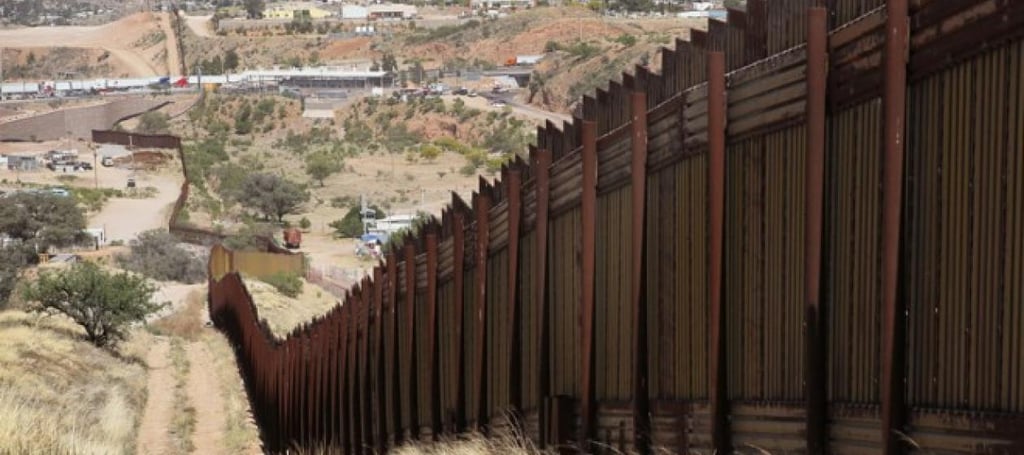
[0,12,181,78]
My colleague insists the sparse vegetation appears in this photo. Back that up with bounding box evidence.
[261,272,303,298]
[238,173,310,222]
[22,262,164,348]
[117,229,207,284]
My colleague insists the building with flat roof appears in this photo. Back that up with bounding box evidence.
[367,3,417,20]
[470,0,535,9]
[263,3,334,19]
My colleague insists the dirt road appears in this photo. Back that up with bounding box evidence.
[186,340,228,454]
[136,338,175,455]
[183,15,214,38]
[89,170,183,243]
[158,12,184,76]
[0,13,175,77]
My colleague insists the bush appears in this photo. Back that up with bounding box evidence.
[117,229,207,284]
[262,272,302,298]
[299,217,311,230]
[329,204,384,238]
[224,223,277,251]
[22,262,162,348]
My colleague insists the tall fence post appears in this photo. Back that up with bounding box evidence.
[472,186,492,430]
[706,50,729,454]
[372,265,386,453]
[451,202,467,432]
[881,0,909,453]
[530,147,553,447]
[579,116,598,449]
[386,252,400,445]
[505,167,524,414]
[426,228,440,437]
[403,241,418,441]
[628,70,651,453]
[805,6,829,454]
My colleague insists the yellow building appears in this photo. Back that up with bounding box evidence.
[263,4,333,19]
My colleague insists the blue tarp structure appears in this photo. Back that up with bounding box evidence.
[360,233,384,244]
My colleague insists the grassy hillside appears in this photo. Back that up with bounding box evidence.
[169,92,532,233]
[0,309,147,453]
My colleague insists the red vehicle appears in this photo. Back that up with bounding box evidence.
[283,228,302,249]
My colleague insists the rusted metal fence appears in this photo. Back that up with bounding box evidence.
[209,1,1024,453]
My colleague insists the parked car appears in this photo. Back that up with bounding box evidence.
[76,161,93,170]
[101,156,114,167]
[489,100,507,108]
[451,87,469,96]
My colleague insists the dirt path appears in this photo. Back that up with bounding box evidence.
[0,13,168,77]
[184,15,214,38]
[186,339,228,454]
[89,170,183,243]
[136,338,176,455]
[158,12,183,75]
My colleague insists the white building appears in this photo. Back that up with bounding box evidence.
[367,3,417,20]
[341,4,368,19]
[470,0,535,9]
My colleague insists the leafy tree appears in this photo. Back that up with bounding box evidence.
[244,0,265,18]
[299,217,311,230]
[419,144,441,162]
[238,173,309,222]
[0,245,32,307]
[23,262,162,348]
[305,152,343,187]
[0,192,87,253]
[136,111,170,134]
[116,230,206,284]
[224,49,240,72]
[381,53,398,72]
[329,204,384,238]
[224,222,277,251]
[262,272,302,298]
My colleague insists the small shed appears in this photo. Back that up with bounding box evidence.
[342,4,368,19]
[6,155,39,171]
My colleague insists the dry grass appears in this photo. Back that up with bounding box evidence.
[0,310,147,454]
[243,276,339,338]
[149,288,206,340]
[201,331,262,453]
[168,337,196,453]
[390,431,542,455]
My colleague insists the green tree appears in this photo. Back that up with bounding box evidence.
[116,230,206,284]
[22,262,162,348]
[244,0,265,18]
[305,152,343,187]
[136,111,170,134]
[224,49,240,72]
[381,53,398,72]
[0,192,87,253]
[0,246,32,307]
[238,173,310,222]
[419,144,441,162]
[329,204,384,238]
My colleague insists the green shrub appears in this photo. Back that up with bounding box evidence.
[262,272,302,298]
[299,217,311,230]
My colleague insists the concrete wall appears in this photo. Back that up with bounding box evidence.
[0,98,170,142]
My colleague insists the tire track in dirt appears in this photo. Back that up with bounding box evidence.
[136,337,175,455]
[186,338,228,454]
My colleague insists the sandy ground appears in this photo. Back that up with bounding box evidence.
[89,170,183,242]
[183,15,214,38]
[0,138,184,242]
[136,338,175,455]
[158,12,184,75]
[186,339,228,454]
[0,12,177,77]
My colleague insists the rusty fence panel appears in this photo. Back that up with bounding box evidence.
[205,1,1024,453]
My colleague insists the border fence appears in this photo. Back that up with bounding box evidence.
[209,0,1024,453]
